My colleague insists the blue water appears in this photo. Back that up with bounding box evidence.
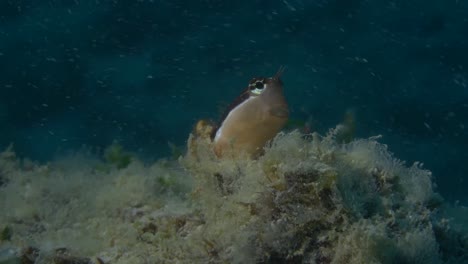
[0,0,467,204]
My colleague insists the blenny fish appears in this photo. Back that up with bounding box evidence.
[211,68,289,157]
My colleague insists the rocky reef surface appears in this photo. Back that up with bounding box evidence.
[0,129,467,263]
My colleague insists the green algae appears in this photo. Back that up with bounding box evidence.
[0,226,12,241]
[103,141,132,169]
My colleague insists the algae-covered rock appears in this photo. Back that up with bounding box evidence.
[0,130,466,263]
[0,247,20,264]
[181,129,454,263]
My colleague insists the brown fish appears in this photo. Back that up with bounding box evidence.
[212,68,289,157]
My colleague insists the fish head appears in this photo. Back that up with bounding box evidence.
[245,67,288,119]
[212,68,289,157]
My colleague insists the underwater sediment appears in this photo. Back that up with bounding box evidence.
[0,128,467,263]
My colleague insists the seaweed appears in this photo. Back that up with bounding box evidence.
[0,226,12,241]
[0,129,465,263]
[103,141,132,169]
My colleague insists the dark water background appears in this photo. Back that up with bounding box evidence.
[0,0,467,204]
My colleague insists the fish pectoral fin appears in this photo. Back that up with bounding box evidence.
[269,106,289,118]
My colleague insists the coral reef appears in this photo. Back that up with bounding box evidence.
[0,129,467,263]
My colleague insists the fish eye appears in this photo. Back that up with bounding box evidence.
[248,78,266,95]
[255,81,264,89]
